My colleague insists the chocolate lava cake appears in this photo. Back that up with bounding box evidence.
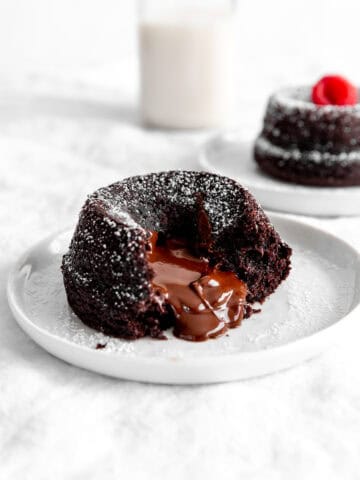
[254,77,360,186]
[62,171,291,342]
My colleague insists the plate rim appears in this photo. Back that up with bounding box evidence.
[6,213,360,382]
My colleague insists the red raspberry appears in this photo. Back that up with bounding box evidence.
[312,75,358,106]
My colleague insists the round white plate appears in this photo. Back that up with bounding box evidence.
[7,214,360,384]
[199,133,360,217]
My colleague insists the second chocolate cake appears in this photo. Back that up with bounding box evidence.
[254,82,360,186]
[62,171,291,342]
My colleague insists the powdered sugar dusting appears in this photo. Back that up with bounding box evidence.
[92,171,253,234]
[104,208,142,231]
[255,136,360,165]
[271,86,360,116]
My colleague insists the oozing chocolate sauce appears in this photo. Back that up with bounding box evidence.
[148,233,247,341]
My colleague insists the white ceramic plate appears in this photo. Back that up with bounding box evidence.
[199,133,360,217]
[7,214,360,384]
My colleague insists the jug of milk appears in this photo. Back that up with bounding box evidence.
[139,0,237,129]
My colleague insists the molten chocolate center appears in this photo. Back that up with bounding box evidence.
[148,233,247,341]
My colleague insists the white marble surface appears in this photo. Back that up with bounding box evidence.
[2,0,360,474]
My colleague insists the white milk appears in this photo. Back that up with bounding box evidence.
[139,13,236,129]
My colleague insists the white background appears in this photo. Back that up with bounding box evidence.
[1,1,360,479]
